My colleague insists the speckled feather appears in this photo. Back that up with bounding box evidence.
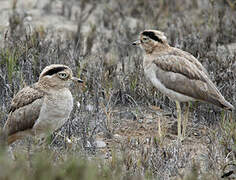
[4,83,45,136]
[140,30,234,110]
[3,64,77,144]
[9,83,45,113]
[154,55,204,81]
[166,47,209,76]
[152,54,232,109]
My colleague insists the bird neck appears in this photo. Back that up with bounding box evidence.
[38,80,66,91]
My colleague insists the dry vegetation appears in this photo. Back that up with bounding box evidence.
[0,0,236,179]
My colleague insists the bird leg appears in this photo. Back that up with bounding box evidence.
[182,102,190,137]
[158,117,162,138]
[175,101,182,139]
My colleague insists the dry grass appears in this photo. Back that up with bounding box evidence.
[0,0,236,179]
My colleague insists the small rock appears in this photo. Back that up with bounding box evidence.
[95,140,106,148]
[77,101,80,108]
[114,134,123,140]
[138,118,143,123]
[146,119,153,124]
[86,104,94,111]
[85,141,92,148]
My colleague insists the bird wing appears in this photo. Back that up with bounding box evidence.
[169,47,209,76]
[4,83,45,136]
[153,55,234,110]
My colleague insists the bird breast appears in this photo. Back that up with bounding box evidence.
[33,88,73,134]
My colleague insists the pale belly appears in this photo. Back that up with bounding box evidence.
[144,64,195,102]
[33,88,73,135]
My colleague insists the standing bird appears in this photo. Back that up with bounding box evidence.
[3,64,83,145]
[132,30,234,139]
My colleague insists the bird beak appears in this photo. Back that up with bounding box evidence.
[132,40,141,46]
[71,77,83,83]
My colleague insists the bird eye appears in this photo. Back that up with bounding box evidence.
[142,37,149,42]
[58,72,68,79]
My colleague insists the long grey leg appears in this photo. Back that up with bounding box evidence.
[175,101,182,139]
[182,102,190,137]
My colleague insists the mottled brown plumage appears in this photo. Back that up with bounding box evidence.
[132,29,234,139]
[154,55,204,81]
[4,84,45,137]
[4,64,83,145]
[164,47,209,75]
[9,84,45,113]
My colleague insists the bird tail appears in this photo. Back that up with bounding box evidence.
[221,99,234,111]
[7,133,24,145]
[7,130,34,145]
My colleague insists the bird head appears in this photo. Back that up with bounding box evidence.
[39,64,83,88]
[132,30,168,54]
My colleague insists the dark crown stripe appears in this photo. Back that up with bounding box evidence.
[142,31,163,43]
[42,66,67,76]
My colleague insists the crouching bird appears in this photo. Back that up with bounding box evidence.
[3,64,83,145]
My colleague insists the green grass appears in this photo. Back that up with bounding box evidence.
[1,48,19,83]
[0,145,153,180]
[0,0,236,179]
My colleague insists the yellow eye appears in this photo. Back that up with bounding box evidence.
[142,37,149,42]
[58,72,68,79]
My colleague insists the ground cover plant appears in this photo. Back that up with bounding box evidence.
[0,0,236,179]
